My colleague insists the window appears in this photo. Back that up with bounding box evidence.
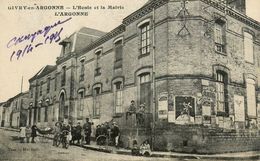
[214,20,226,53]
[78,90,84,119]
[114,82,123,114]
[216,71,228,115]
[140,23,150,55]
[44,100,49,122]
[30,86,33,98]
[80,59,85,81]
[52,97,57,121]
[47,77,50,93]
[139,73,151,112]
[20,99,23,109]
[244,32,254,63]
[95,50,101,76]
[246,78,256,117]
[39,81,43,96]
[61,66,66,86]
[93,87,101,116]
[15,101,18,110]
[38,108,41,122]
[54,76,57,91]
[114,40,123,69]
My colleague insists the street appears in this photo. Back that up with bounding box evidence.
[0,129,256,161]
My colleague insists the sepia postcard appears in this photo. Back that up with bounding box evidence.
[0,0,260,161]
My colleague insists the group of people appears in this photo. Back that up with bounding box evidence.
[19,124,39,143]
[53,118,92,146]
[127,100,146,125]
[132,140,151,156]
[95,121,120,147]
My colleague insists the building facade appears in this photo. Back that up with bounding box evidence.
[1,92,29,128]
[9,0,260,153]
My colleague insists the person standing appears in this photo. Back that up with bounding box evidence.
[75,122,82,144]
[31,124,38,143]
[83,118,92,145]
[20,125,26,143]
[137,103,146,125]
[25,125,31,143]
[53,122,61,146]
[126,100,136,120]
[111,122,120,147]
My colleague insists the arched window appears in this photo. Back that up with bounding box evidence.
[114,38,123,69]
[139,73,151,112]
[216,70,228,115]
[93,84,102,117]
[114,81,123,114]
[94,49,102,76]
[61,66,66,86]
[138,19,151,55]
[47,77,51,93]
[40,81,43,96]
[77,88,85,119]
[246,78,256,117]
[79,57,85,81]
[244,32,254,63]
[214,19,226,53]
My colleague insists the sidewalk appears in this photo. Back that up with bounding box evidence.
[1,127,260,160]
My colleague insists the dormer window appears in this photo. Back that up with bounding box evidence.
[59,39,71,56]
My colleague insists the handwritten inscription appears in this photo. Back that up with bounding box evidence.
[7,17,72,61]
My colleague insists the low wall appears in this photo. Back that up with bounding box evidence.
[153,123,260,154]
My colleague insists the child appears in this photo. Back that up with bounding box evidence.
[131,140,139,156]
[20,126,26,143]
[140,140,151,156]
[25,126,31,143]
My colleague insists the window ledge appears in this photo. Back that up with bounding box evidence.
[245,60,255,65]
[138,52,150,59]
[215,50,227,56]
[92,116,100,119]
[216,111,229,117]
[113,113,123,118]
[94,73,101,77]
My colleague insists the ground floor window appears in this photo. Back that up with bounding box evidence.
[139,73,151,112]
[114,82,123,114]
[38,108,41,122]
[246,78,256,117]
[93,86,101,117]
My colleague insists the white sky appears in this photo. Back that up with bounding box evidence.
[0,0,259,102]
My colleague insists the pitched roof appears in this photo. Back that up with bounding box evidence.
[78,27,106,37]
[29,65,56,82]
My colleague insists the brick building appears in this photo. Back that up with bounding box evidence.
[24,0,260,153]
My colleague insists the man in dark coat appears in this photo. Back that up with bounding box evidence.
[95,125,101,139]
[83,118,92,145]
[111,122,120,147]
[31,123,38,143]
[75,122,82,144]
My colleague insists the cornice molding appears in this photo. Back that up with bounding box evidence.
[200,0,260,30]
[123,0,169,26]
